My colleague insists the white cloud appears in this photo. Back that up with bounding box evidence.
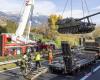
[34,1,57,16]
[56,9,100,24]
[0,0,57,15]
[0,0,22,14]
[0,0,99,24]
[93,6,100,10]
[56,10,87,18]
[91,15,100,24]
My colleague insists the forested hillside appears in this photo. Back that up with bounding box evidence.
[0,19,17,34]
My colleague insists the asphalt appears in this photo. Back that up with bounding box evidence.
[0,60,100,80]
[0,68,26,80]
[85,60,100,80]
[37,60,100,80]
[86,69,100,80]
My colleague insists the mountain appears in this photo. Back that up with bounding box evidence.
[0,11,18,33]
[0,11,49,34]
[0,11,7,17]
[31,15,48,26]
[0,11,49,27]
[0,11,8,27]
[0,11,15,21]
[5,12,48,26]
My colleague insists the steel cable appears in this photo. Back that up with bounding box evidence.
[61,0,69,17]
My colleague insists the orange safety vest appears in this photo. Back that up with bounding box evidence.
[48,52,53,59]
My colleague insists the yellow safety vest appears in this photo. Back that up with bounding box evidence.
[35,52,41,61]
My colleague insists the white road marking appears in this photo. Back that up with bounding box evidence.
[80,65,100,80]
[0,59,21,65]
[0,67,19,73]
[80,72,92,80]
[31,67,48,80]
[93,66,100,72]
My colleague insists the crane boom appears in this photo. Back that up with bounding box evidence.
[15,0,34,37]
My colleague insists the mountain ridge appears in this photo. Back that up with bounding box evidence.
[0,11,48,26]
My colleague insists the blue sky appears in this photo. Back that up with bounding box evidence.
[0,0,100,24]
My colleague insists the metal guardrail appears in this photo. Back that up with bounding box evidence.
[0,59,21,66]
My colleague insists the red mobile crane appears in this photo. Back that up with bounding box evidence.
[0,0,35,56]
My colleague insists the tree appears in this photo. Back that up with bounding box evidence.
[0,20,17,34]
[48,14,62,40]
[93,26,100,38]
[0,26,7,34]
[48,15,62,31]
[6,20,17,33]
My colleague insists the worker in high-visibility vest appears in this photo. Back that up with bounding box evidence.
[19,54,28,72]
[34,50,41,69]
[48,49,53,64]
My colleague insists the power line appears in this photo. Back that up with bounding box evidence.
[81,0,85,18]
[61,0,69,17]
[70,0,72,17]
[83,0,93,23]
[84,0,89,13]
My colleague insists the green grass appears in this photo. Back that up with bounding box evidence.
[0,55,21,72]
[0,55,22,62]
[0,63,17,72]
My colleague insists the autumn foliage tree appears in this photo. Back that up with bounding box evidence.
[93,26,100,38]
[48,14,62,40]
[0,20,17,34]
[48,14,62,30]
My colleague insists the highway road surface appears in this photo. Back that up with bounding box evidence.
[0,68,26,80]
[0,60,100,80]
